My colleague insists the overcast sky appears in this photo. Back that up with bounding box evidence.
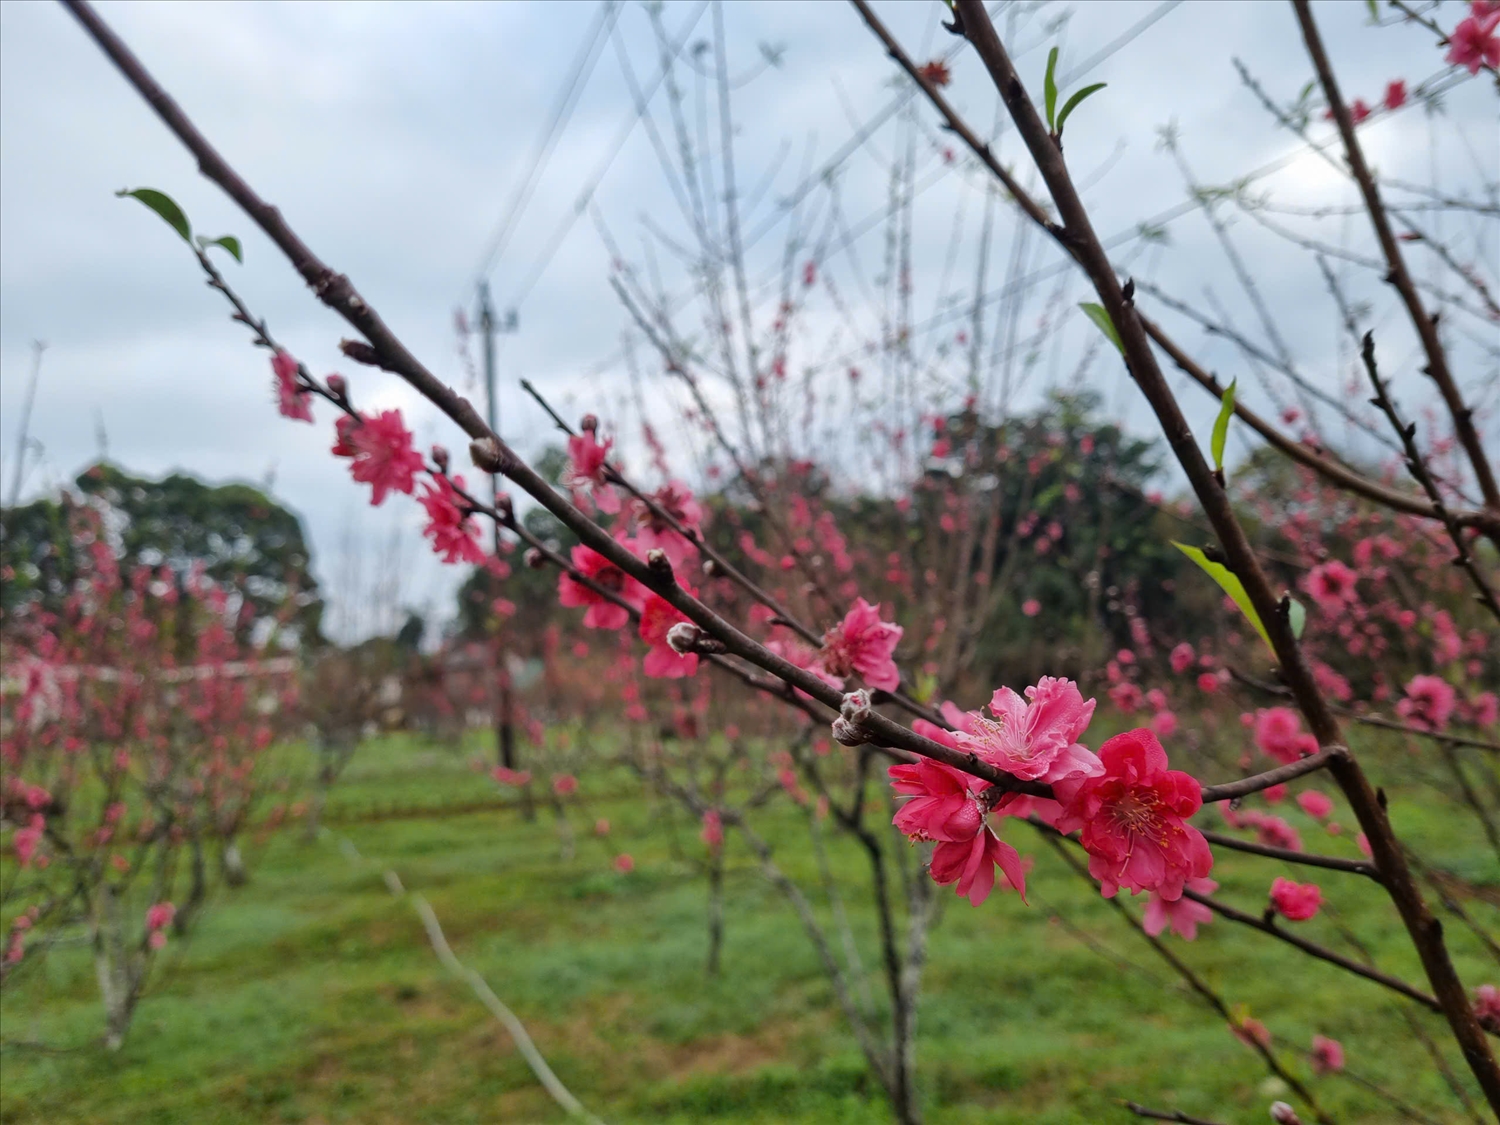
[2,0,1495,642]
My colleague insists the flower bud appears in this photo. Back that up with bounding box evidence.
[667,622,702,655]
[831,717,866,747]
[326,373,347,399]
[431,445,449,472]
[646,548,673,577]
[840,689,872,725]
[525,548,545,570]
[580,413,599,434]
[1269,1103,1302,1125]
[469,436,506,473]
[494,493,513,521]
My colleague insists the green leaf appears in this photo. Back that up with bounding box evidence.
[1079,302,1124,355]
[116,188,191,243]
[1210,378,1237,471]
[1055,82,1106,136]
[1043,47,1060,130]
[199,235,242,263]
[1287,597,1306,640]
[1173,541,1272,652]
[914,671,937,705]
[1364,0,1378,21]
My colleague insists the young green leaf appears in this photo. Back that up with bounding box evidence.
[1055,82,1106,136]
[1173,541,1272,652]
[1210,378,1237,471]
[1286,596,1307,640]
[201,235,243,263]
[116,188,191,243]
[1079,302,1124,355]
[1043,46,1060,130]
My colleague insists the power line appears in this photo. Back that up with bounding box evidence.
[503,0,712,313]
[470,0,620,289]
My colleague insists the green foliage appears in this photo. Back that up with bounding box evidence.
[198,234,242,263]
[1078,302,1124,354]
[1043,47,1060,130]
[1172,541,1272,652]
[116,188,191,243]
[1,462,322,642]
[1211,379,1236,472]
[1054,83,1105,137]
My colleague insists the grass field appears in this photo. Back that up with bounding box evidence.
[2,731,1495,1124]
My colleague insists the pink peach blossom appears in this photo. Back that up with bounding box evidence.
[1270,877,1323,921]
[558,545,642,630]
[1055,728,1213,902]
[816,599,903,691]
[638,588,699,679]
[1296,790,1334,820]
[332,410,424,506]
[954,677,1101,783]
[1310,1034,1345,1075]
[565,431,621,514]
[1446,4,1500,74]
[271,351,313,423]
[1142,877,1217,940]
[418,473,486,565]
[929,826,1028,906]
[1170,643,1195,674]
[888,759,985,842]
[1396,674,1456,731]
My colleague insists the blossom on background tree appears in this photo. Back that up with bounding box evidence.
[815,598,902,691]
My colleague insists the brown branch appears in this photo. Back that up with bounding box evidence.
[1123,1104,1227,1125]
[1296,0,1500,525]
[1197,828,1382,881]
[1179,886,1454,1018]
[1198,748,1343,803]
[1356,330,1500,623]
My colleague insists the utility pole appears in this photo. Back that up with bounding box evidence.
[6,341,47,510]
[478,283,531,818]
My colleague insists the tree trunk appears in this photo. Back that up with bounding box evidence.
[706,846,725,977]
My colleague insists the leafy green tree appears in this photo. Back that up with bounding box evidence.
[2,462,323,643]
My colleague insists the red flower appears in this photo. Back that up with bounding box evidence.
[418,473,485,565]
[1170,643,1195,674]
[1054,728,1213,902]
[701,809,723,850]
[1383,79,1407,109]
[565,431,620,515]
[639,587,699,679]
[1396,674,1456,731]
[917,59,952,88]
[816,598,903,691]
[271,351,313,423]
[1310,1034,1345,1075]
[332,409,424,506]
[1475,984,1500,1033]
[1296,790,1333,820]
[1142,877,1217,940]
[1446,5,1500,75]
[557,544,642,630]
[1269,876,1323,921]
[628,480,702,570]
[1305,560,1358,615]
[953,676,1100,783]
[1349,98,1371,124]
[930,827,1028,905]
[888,758,985,842]
[1254,707,1318,765]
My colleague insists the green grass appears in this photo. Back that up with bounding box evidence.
[2,731,1495,1124]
